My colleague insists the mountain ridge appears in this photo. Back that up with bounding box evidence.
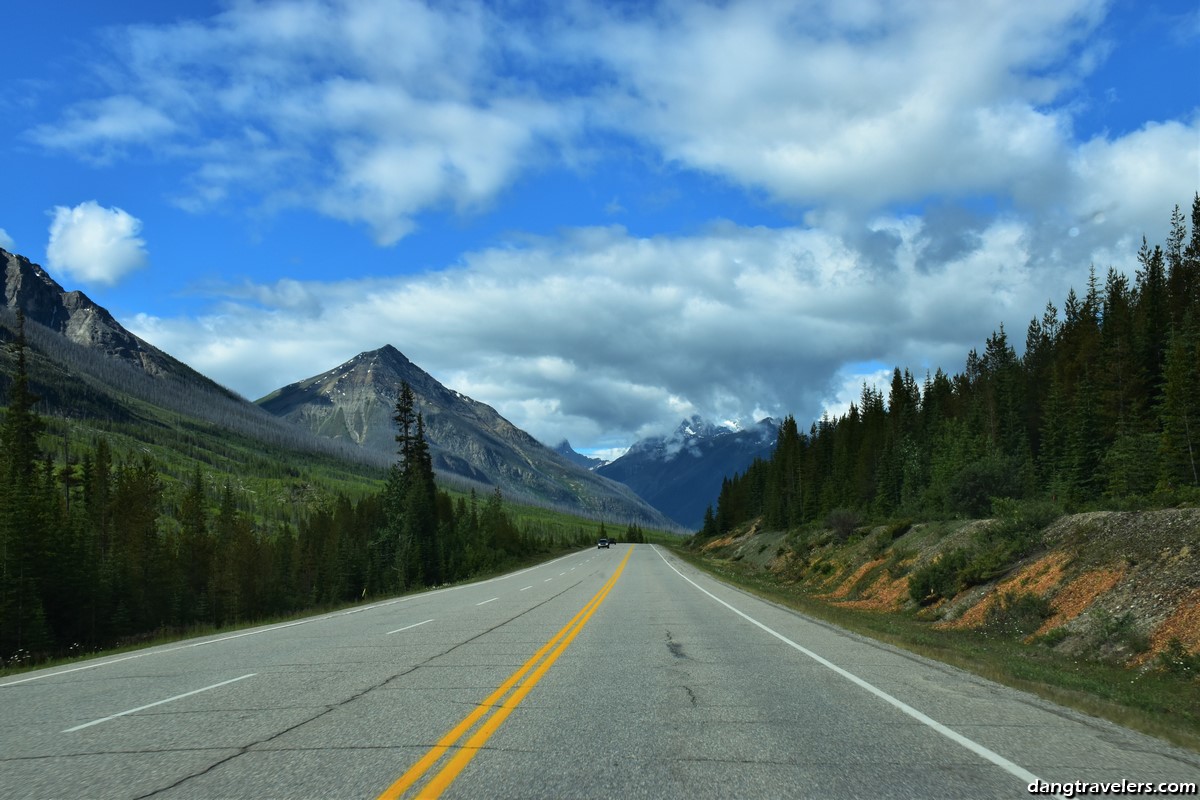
[257,345,677,527]
[597,414,779,529]
[553,439,607,470]
[2,247,238,398]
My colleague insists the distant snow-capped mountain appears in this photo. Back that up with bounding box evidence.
[596,415,778,530]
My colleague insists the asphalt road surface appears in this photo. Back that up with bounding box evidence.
[3,544,1199,799]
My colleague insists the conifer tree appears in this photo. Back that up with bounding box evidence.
[0,311,51,657]
[1159,320,1200,488]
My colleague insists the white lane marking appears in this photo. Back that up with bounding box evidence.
[558,572,566,576]
[387,619,434,635]
[476,597,498,606]
[1,549,597,688]
[544,578,553,583]
[520,586,533,591]
[63,674,256,732]
[652,546,1057,796]
[0,651,153,687]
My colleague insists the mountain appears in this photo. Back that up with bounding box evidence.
[596,415,779,530]
[553,440,607,470]
[2,248,236,397]
[0,247,391,477]
[256,346,676,527]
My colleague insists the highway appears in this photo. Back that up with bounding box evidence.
[2,543,1198,799]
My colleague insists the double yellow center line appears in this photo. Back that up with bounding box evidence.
[378,546,634,799]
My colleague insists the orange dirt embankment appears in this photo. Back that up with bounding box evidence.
[705,509,1200,666]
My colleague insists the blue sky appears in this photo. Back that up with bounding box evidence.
[1,0,1197,456]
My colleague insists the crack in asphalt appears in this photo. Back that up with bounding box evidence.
[132,580,586,799]
[665,629,687,659]
[0,747,237,763]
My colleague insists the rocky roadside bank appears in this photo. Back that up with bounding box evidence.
[693,508,1200,672]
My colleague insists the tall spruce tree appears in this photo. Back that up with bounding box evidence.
[0,311,51,656]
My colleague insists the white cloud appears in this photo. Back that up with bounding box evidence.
[126,213,1111,445]
[1068,119,1200,245]
[29,1,1197,449]
[30,0,1115,239]
[33,0,574,245]
[30,96,177,159]
[570,0,1104,209]
[0,229,13,250]
[46,201,148,285]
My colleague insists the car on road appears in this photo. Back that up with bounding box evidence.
[597,538,610,548]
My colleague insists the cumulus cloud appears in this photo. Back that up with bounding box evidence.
[32,0,574,245]
[126,213,1119,446]
[46,201,148,285]
[566,0,1104,210]
[31,1,1198,447]
[30,0,1122,240]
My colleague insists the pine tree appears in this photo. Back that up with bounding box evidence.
[1159,320,1200,489]
[178,466,212,624]
[0,311,52,657]
[404,413,440,586]
[1135,238,1170,406]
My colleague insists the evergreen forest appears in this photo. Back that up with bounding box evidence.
[0,351,605,667]
[701,198,1200,538]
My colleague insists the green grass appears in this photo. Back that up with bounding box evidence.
[669,543,1200,754]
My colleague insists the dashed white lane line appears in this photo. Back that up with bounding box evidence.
[544,578,553,582]
[520,586,533,591]
[386,619,434,635]
[476,597,498,606]
[63,674,256,732]
[1,549,596,688]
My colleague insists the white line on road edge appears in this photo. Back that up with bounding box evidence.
[476,598,498,606]
[652,546,1061,798]
[387,619,434,635]
[63,674,256,732]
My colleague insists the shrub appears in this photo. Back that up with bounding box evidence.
[826,508,861,542]
[947,456,1022,517]
[883,546,915,577]
[1037,627,1069,647]
[981,591,1052,638]
[1156,638,1200,679]
[1086,608,1150,655]
[993,497,1063,530]
[908,547,972,604]
[869,519,914,558]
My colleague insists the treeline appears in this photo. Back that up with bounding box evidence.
[0,356,594,665]
[702,198,1200,536]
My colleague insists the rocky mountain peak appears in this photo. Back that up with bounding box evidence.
[553,439,607,471]
[257,348,673,526]
[1,247,232,392]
